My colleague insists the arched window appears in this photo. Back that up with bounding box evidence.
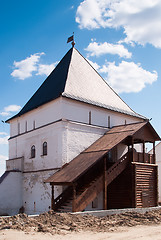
[43,142,47,156]
[31,145,36,158]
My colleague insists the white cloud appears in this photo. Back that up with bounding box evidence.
[0,155,7,176]
[36,62,58,76]
[99,61,158,93]
[85,41,132,58]
[0,132,7,136]
[0,105,21,117]
[0,112,10,117]
[4,105,21,112]
[0,135,9,145]
[11,53,45,80]
[11,53,57,80]
[76,0,161,48]
[0,155,7,161]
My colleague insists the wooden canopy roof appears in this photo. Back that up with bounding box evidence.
[45,121,160,185]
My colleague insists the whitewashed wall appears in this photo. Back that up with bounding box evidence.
[9,97,142,168]
[64,121,108,164]
[61,98,142,128]
[0,172,22,216]
[9,97,143,138]
[7,97,144,214]
[149,143,161,202]
[23,171,62,215]
[10,98,62,137]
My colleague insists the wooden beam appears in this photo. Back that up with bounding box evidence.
[72,184,76,212]
[156,165,159,206]
[132,164,136,207]
[153,141,156,164]
[103,157,107,210]
[131,137,134,162]
[51,185,55,211]
[143,140,145,163]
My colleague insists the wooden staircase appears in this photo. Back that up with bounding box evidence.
[55,152,130,212]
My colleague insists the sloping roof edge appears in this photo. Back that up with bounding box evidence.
[72,48,138,116]
[6,48,74,122]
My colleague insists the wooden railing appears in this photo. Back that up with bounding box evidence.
[74,152,130,212]
[132,152,155,164]
[75,174,103,211]
[53,186,73,211]
[106,152,129,185]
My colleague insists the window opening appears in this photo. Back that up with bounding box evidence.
[43,142,47,156]
[89,111,91,125]
[33,120,35,129]
[108,116,110,128]
[25,121,27,132]
[18,123,20,135]
[31,145,36,158]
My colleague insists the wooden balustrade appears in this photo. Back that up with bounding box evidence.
[132,152,155,164]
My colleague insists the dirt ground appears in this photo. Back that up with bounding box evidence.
[1,209,161,239]
[1,225,161,240]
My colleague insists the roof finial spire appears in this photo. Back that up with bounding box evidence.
[67,32,75,47]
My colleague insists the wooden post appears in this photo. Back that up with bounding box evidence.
[103,157,107,210]
[51,184,55,211]
[143,140,145,163]
[72,184,76,212]
[132,163,136,208]
[156,166,159,206]
[153,141,156,164]
[131,137,134,162]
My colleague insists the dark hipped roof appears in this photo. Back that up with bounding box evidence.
[45,121,160,185]
[7,47,146,122]
[7,48,73,121]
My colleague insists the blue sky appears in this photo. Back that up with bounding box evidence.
[0,0,161,175]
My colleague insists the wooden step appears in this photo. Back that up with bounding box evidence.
[60,205,72,209]
[58,207,72,212]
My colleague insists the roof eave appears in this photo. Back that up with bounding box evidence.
[62,94,147,120]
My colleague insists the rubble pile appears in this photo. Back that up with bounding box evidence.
[0,209,161,234]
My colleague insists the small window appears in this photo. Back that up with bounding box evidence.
[43,142,47,156]
[89,111,91,125]
[125,120,127,125]
[108,116,110,128]
[33,120,35,129]
[25,121,27,132]
[31,145,36,158]
[18,123,20,135]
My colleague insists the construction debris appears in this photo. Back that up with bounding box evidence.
[1,210,161,235]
